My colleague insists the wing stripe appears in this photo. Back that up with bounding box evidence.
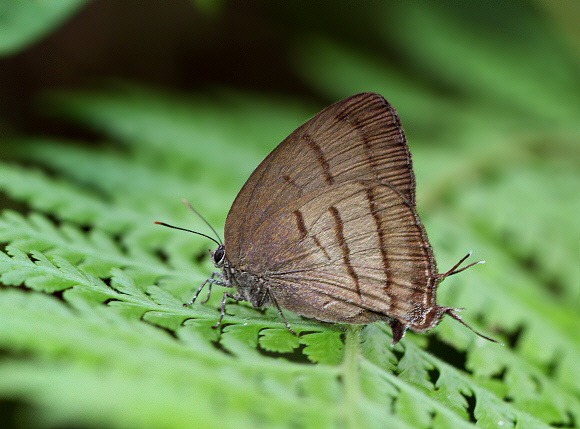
[329,205,361,297]
[365,185,392,294]
[293,210,308,240]
[303,133,333,185]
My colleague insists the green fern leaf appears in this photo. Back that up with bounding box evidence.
[259,328,302,353]
[300,331,344,365]
[1,3,578,428]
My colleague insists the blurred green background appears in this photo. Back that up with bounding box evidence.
[0,1,579,429]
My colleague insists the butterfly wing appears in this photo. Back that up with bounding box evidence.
[239,180,440,332]
[225,93,415,264]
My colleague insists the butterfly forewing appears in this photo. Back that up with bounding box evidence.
[238,180,438,328]
[225,93,415,264]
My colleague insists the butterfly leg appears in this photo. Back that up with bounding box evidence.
[201,272,225,304]
[184,272,226,307]
[266,288,297,336]
[213,292,244,329]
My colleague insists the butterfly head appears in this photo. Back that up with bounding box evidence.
[211,245,226,268]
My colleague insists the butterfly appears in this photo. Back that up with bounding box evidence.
[158,92,496,345]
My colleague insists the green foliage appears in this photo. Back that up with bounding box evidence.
[0,0,90,56]
[0,2,579,429]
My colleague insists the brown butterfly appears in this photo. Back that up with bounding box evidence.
[157,92,496,345]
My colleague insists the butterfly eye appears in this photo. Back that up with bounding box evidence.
[213,246,225,266]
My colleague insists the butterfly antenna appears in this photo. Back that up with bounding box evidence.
[181,199,223,245]
[154,222,221,247]
[439,251,485,280]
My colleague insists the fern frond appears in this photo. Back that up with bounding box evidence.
[1,2,578,428]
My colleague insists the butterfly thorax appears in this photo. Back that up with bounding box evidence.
[210,245,270,308]
[224,261,269,308]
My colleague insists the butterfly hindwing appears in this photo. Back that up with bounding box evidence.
[239,180,438,329]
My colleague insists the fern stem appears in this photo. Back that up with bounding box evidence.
[342,325,362,429]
